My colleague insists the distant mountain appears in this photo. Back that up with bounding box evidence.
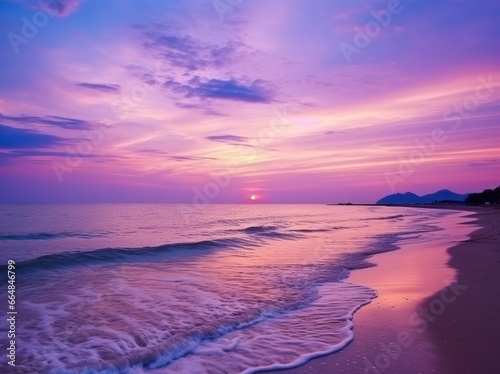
[376,189,469,205]
[419,189,470,203]
[376,192,421,205]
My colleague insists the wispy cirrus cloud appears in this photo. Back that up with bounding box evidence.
[0,113,94,130]
[164,77,273,103]
[138,24,273,104]
[206,135,248,144]
[0,149,124,166]
[174,102,226,116]
[144,33,242,72]
[189,78,272,103]
[168,155,215,162]
[468,160,499,167]
[136,149,216,162]
[76,82,121,93]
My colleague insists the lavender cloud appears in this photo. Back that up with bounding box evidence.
[0,123,63,149]
[0,113,94,130]
[164,77,272,103]
[76,82,121,93]
[206,135,248,143]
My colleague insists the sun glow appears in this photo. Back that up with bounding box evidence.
[250,195,256,201]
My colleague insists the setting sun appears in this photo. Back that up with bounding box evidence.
[250,195,256,201]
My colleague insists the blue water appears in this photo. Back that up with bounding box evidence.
[0,204,469,373]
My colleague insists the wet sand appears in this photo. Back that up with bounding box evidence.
[264,207,500,374]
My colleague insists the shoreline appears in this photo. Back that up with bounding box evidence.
[423,207,500,373]
[264,206,500,373]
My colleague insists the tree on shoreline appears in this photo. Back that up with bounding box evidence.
[465,186,500,205]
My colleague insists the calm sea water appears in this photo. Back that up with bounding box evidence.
[0,204,470,373]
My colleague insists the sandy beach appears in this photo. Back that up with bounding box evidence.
[424,207,500,373]
[265,207,500,374]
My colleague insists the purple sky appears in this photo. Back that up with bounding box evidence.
[0,0,499,203]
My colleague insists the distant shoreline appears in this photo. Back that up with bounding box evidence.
[327,203,496,211]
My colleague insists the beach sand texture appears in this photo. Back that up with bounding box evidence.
[269,207,500,374]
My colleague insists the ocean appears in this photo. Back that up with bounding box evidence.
[0,204,471,374]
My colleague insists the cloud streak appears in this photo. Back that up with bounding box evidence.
[0,113,94,130]
[165,77,272,103]
[144,33,242,72]
[206,135,248,143]
[76,82,121,93]
[136,149,216,162]
[0,124,63,149]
